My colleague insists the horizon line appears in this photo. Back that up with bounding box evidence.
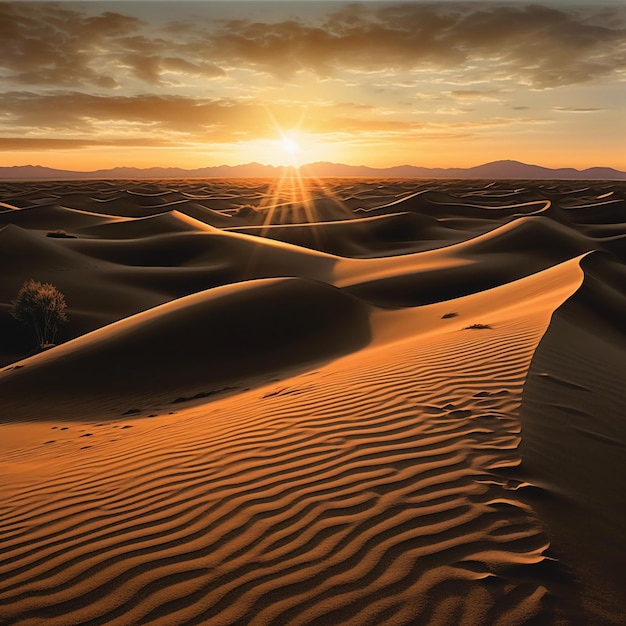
[2,159,625,174]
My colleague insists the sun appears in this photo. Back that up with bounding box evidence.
[281,136,300,157]
[282,137,300,156]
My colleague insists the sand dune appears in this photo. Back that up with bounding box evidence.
[0,203,120,231]
[1,178,624,625]
[77,211,216,239]
[519,252,626,623]
[227,212,459,257]
[0,278,371,422]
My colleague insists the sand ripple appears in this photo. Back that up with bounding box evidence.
[1,178,624,624]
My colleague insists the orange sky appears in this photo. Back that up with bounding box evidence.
[0,1,624,171]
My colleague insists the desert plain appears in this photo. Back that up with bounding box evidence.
[0,176,625,625]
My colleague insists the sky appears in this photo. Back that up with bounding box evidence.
[0,0,624,170]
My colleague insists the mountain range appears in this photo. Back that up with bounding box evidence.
[1,160,625,180]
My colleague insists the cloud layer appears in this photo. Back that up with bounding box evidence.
[0,1,623,168]
[1,1,624,91]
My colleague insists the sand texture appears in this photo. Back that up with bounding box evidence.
[1,177,625,625]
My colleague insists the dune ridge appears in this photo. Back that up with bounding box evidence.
[1,177,625,624]
[519,253,626,624]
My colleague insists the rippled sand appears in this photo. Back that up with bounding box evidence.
[1,177,625,624]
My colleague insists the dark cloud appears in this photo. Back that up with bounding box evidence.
[118,53,226,85]
[0,3,142,88]
[1,2,623,92]
[0,137,176,150]
[206,3,625,87]
[207,11,462,78]
[0,3,226,89]
[0,91,266,136]
[0,138,94,150]
[161,57,226,79]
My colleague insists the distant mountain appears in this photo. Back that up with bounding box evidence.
[303,160,626,180]
[1,160,624,180]
[0,163,280,180]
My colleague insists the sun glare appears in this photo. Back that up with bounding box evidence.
[281,137,300,157]
[278,132,304,166]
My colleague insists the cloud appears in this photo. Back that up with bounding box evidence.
[206,3,626,88]
[1,2,624,93]
[0,90,403,137]
[0,3,226,89]
[553,106,605,112]
[117,53,227,86]
[447,90,504,102]
[0,137,176,151]
[0,3,141,88]
[0,91,267,138]
[0,91,387,142]
[0,86,558,152]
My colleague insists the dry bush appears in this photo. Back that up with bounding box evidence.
[10,279,68,349]
[46,230,77,239]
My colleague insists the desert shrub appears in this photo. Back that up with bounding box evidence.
[10,279,68,348]
[464,323,492,330]
[234,204,258,218]
[441,312,458,319]
[46,230,77,239]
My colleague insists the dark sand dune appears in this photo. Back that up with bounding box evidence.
[63,228,336,278]
[0,278,371,422]
[519,253,626,625]
[0,178,624,625]
[0,225,94,278]
[336,215,614,307]
[0,204,119,231]
[1,221,338,365]
[561,199,626,225]
[77,210,215,239]
[228,211,458,257]
[172,202,247,228]
[356,190,552,220]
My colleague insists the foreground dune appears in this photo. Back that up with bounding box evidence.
[1,178,625,625]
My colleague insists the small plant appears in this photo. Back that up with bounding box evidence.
[441,312,458,319]
[46,230,76,239]
[10,279,68,349]
[464,323,492,330]
[234,204,258,218]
